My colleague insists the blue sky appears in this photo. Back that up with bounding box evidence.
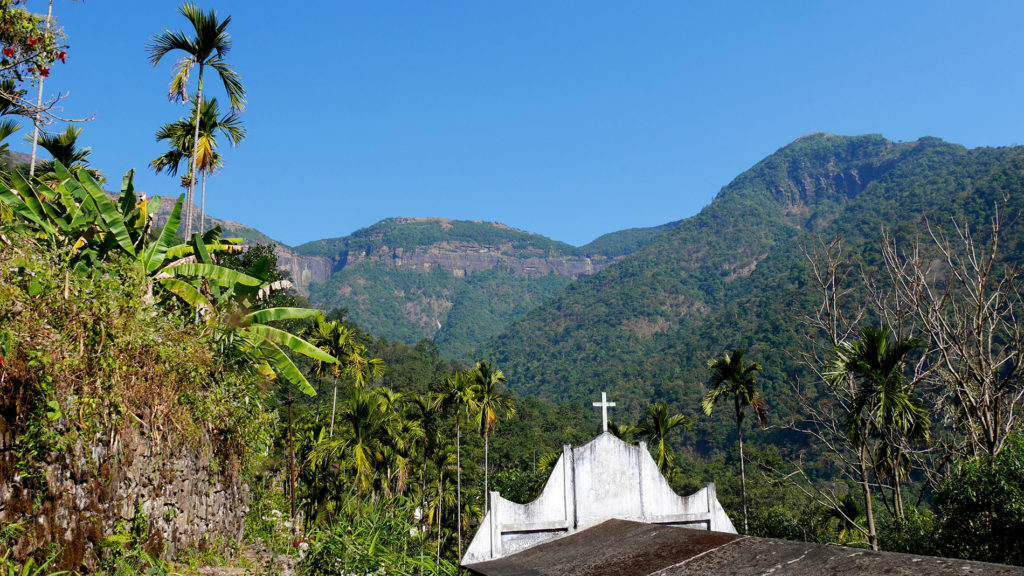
[16,1,1024,247]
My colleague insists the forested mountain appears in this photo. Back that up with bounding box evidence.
[281,217,675,360]
[478,134,1024,442]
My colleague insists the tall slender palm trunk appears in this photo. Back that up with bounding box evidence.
[199,170,207,232]
[484,433,490,515]
[287,394,297,534]
[858,424,878,550]
[894,480,903,518]
[436,476,443,564]
[185,72,204,238]
[28,0,53,178]
[420,436,427,576]
[456,421,462,560]
[329,382,338,437]
[735,400,748,535]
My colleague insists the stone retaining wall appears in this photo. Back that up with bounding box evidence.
[0,416,249,571]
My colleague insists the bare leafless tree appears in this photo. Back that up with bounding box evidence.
[879,195,1024,460]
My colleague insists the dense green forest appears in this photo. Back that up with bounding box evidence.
[297,216,676,361]
[307,262,573,361]
[482,134,1024,429]
[2,1,1023,574]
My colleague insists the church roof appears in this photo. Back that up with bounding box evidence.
[463,519,1024,576]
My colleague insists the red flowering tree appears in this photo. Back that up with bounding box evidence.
[0,0,67,87]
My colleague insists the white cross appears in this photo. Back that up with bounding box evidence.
[592,391,616,432]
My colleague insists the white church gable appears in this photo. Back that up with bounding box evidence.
[462,431,737,565]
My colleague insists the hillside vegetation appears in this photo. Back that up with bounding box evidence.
[296,217,675,360]
[481,133,1024,429]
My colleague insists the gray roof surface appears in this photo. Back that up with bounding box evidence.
[463,519,1024,576]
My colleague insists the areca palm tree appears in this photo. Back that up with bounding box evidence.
[407,391,440,553]
[301,316,382,437]
[437,371,479,558]
[0,80,23,162]
[608,420,642,443]
[426,440,457,565]
[471,361,515,515]
[704,349,768,535]
[148,2,245,239]
[310,386,390,493]
[829,325,927,543]
[302,316,350,427]
[151,97,244,233]
[378,392,422,497]
[636,402,692,479]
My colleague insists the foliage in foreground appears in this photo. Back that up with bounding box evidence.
[299,494,458,576]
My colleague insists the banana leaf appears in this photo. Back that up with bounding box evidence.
[117,168,136,218]
[245,323,337,364]
[158,277,211,312]
[143,194,184,274]
[191,232,213,264]
[163,262,262,286]
[77,168,135,256]
[260,342,317,396]
[245,307,324,325]
[6,170,46,224]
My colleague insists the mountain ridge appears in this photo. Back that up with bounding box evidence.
[287,217,678,359]
[477,134,1024,431]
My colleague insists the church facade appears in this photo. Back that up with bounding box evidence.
[462,431,737,565]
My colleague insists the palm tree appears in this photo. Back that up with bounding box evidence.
[32,126,101,183]
[310,386,390,493]
[636,402,692,479]
[302,316,349,426]
[829,325,927,545]
[437,371,478,559]
[301,317,382,436]
[425,436,456,564]
[608,420,642,443]
[378,392,421,497]
[704,349,768,535]
[471,361,515,516]
[0,118,17,159]
[151,97,244,233]
[407,391,440,561]
[148,2,245,239]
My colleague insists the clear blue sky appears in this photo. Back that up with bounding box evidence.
[17,1,1024,247]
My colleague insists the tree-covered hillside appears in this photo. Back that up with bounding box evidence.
[294,217,579,258]
[479,134,1024,438]
[307,263,573,359]
[297,217,676,361]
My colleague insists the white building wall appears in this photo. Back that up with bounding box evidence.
[462,432,737,566]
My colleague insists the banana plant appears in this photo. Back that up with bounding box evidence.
[158,234,336,395]
[0,161,244,280]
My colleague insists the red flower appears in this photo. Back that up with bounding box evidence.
[28,37,39,46]
[26,67,34,73]
[2,47,13,58]
[56,50,66,63]
[39,67,49,78]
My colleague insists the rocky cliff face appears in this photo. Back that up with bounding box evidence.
[0,416,247,571]
[275,245,338,291]
[277,240,613,295]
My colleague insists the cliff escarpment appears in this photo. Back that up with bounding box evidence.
[283,217,649,360]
